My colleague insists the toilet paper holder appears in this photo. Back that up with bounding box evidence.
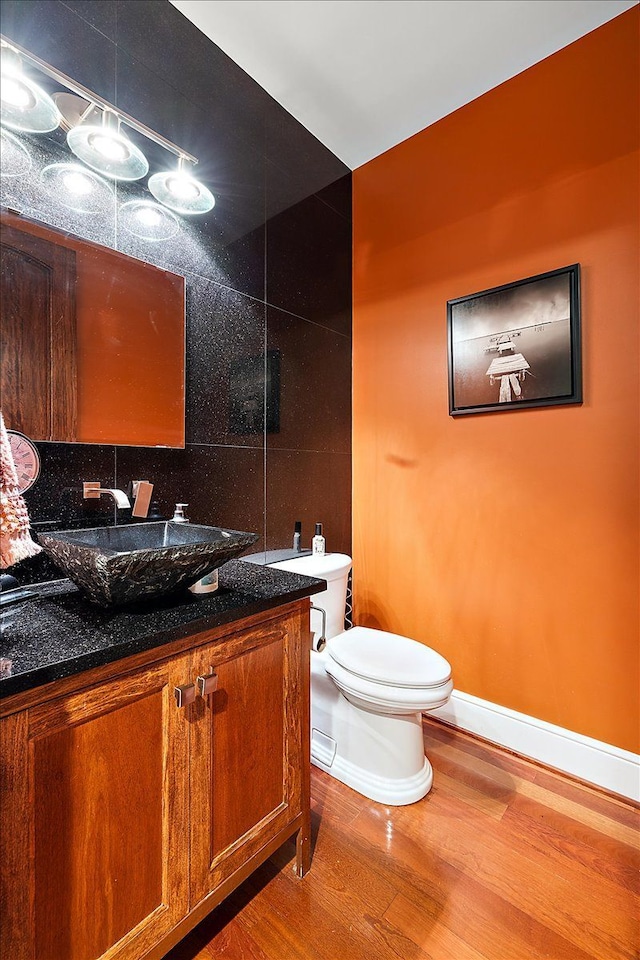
[310,603,327,652]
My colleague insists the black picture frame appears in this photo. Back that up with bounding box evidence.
[229,350,281,435]
[447,264,582,416]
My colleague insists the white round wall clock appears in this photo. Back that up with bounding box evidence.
[7,430,41,494]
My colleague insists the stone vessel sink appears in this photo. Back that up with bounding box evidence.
[38,522,259,607]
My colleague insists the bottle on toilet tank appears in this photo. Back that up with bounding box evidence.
[312,522,325,556]
[293,520,302,552]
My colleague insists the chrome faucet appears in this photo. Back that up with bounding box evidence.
[83,482,131,509]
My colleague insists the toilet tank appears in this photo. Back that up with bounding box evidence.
[269,553,352,641]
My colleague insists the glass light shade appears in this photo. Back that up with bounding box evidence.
[0,128,32,177]
[41,163,114,213]
[67,123,149,181]
[119,199,180,241]
[0,70,61,133]
[148,168,215,215]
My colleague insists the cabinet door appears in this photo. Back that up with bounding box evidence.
[189,612,306,906]
[0,218,77,441]
[0,657,190,960]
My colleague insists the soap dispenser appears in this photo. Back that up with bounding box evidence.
[172,503,189,523]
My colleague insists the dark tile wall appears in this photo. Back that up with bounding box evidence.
[1,0,352,583]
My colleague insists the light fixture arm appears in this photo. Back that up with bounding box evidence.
[100,107,119,134]
[78,101,95,125]
[0,34,198,166]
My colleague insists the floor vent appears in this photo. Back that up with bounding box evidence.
[311,729,337,767]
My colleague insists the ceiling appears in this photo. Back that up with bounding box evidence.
[171,0,637,170]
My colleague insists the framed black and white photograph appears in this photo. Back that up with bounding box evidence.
[229,350,281,434]
[447,264,582,416]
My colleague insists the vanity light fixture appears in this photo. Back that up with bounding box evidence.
[67,109,149,181]
[0,44,61,133]
[0,35,215,217]
[0,127,32,177]
[41,162,114,214]
[120,199,180,241]
[148,156,215,215]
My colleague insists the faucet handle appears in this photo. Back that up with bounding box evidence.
[132,481,154,519]
[83,482,101,499]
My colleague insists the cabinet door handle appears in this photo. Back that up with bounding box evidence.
[174,683,196,708]
[197,673,218,697]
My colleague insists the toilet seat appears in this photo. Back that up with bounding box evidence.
[325,657,453,714]
[327,626,451,688]
[325,626,453,715]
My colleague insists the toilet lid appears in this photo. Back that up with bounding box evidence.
[327,626,451,688]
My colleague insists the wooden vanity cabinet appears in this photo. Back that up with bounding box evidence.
[0,601,311,960]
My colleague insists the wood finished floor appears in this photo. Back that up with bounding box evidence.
[166,719,639,960]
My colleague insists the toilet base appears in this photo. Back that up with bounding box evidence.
[312,737,433,805]
[310,652,435,805]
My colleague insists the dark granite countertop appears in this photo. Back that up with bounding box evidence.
[0,559,325,700]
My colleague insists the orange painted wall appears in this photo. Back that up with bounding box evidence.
[352,9,639,754]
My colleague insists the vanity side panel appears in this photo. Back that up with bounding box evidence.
[292,600,312,876]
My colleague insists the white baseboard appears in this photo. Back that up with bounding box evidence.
[429,690,640,803]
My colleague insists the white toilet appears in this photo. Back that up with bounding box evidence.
[270,553,453,805]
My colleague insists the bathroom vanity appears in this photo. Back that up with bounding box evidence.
[0,560,324,960]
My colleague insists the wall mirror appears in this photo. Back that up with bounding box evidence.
[1,208,186,447]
